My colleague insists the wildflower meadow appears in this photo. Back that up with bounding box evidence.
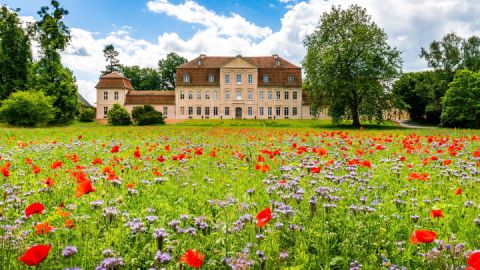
[1,123,480,269]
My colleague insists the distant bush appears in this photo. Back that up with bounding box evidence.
[0,91,54,127]
[79,108,95,122]
[131,105,165,126]
[441,69,480,128]
[107,104,132,126]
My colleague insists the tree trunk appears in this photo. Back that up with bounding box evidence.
[351,105,361,128]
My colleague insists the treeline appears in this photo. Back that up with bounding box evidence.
[0,1,79,126]
[393,33,480,128]
[102,44,187,90]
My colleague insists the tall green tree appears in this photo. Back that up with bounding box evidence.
[158,52,187,90]
[32,0,79,124]
[419,33,476,123]
[303,5,401,127]
[463,36,480,72]
[0,6,32,100]
[441,69,480,128]
[392,71,439,122]
[119,65,160,90]
[103,44,120,74]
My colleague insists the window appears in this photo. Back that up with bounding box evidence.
[213,107,218,116]
[259,91,264,100]
[225,90,230,100]
[268,91,272,100]
[214,91,218,100]
[208,74,215,83]
[180,91,185,100]
[103,106,108,118]
[284,91,289,100]
[114,91,119,101]
[163,107,168,116]
[183,74,190,83]
[288,75,295,84]
[236,74,242,84]
[276,106,281,116]
[180,107,185,115]
[248,74,253,84]
[224,74,230,84]
[188,106,193,116]
[197,90,201,99]
[236,90,242,100]
[248,107,253,116]
[310,107,314,115]
[268,107,272,116]
[293,91,298,100]
[259,107,264,116]
[248,91,253,100]
[284,107,289,116]
[263,75,269,84]
[205,107,210,116]
[225,107,230,116]
[292,107,298,116]
[196,107,201,115]
[276,91,281,100]
[188,91,193,100]
[205,91,210,100]
[103,91,108,101]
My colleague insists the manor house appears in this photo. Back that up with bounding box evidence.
[95,54,318,120]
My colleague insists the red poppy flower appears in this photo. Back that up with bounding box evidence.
[56,208,70,218]
[209,150,217,157]
[157,155,166,162]
[126,183,135,189]
[430,209,444,219]
[255,163,270,173]
[25,157,32,165]
[410,230,437,244]
[180,249,205,268]
[18,244,51,266]
[25,202,45,217]
[360,160,372,169]
[64,219,76,229]
[257,155,265,162]
[92,158,103,165]
[43,177,55,187]
[467,251,480,269]
[310,166,321,174]
[1,166,9,177]
[134,147,141,158]
[110,145,120,153]
[256,207,272,227]
[50,161,62,169]
[454,187,462,195]
[76,180,95,198]
[32,165,42,174]
[442,159,452,166]
[33,222,54,235]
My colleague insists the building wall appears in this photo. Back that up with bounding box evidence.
[96,89,128,119]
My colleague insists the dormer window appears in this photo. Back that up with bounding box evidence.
[208,74,215,83]
[263,75,269,84]
[183,74,190,83]
[275,60,281,66]
[288,75,295,84]
[197,60,203,66]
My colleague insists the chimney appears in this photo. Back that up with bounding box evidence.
[200,54,206,59]
[272,54,279,59]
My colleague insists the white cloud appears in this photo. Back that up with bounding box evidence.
[27,0,480,105]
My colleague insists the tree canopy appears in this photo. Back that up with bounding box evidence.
[303,5,402,127]
[158,52,187,90]
[103,44,121,74]
[0,5,32,100]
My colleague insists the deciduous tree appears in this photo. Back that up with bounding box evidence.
[303,5,401,127]
[0,6,32,100]
[158,52,187,90]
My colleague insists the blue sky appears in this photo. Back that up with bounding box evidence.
[4,0,480,104]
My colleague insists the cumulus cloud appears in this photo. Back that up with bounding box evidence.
[42,0,480,105]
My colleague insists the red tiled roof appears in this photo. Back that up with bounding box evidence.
[178,55,300,69]
[125,90,175,105]
[95,72,134,90]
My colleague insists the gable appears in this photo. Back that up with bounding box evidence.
[221,57,257,69]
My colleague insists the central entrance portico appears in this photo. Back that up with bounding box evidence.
[235,107,242,119]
